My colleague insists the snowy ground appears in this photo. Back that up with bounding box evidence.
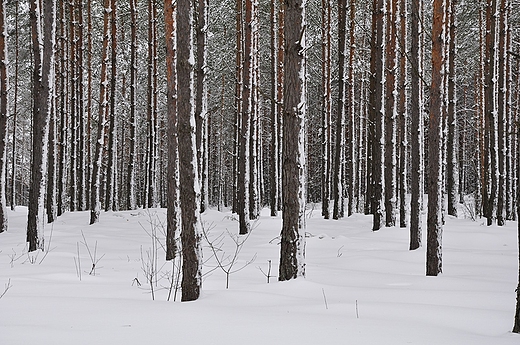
[0,205,519,344]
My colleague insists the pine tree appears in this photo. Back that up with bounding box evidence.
[0,0,8,233]
[177,0,202,301]
[27,0,56,251]
[279,0,306,281]
[427,0,445,276]
[90,0,111,225]
[369,0,385,231]
[409,0,424,250]
[165,0,178,261]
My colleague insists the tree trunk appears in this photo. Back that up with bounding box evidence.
[446,0,458,217]
[409,0,424,250]
[384,0,397,227]
[484,0,498,226]
[279,0,306,281]
[496,0,508,226]
[427,0,444,276]
[9,0,19,211]
[346,0,356,217]
[177,0,202,300]
[165,0,178,261]
[127,0,138,211]
[0,0,8,233]
[369,0,385,231]
[57,0,67,217]
[90,0,111,225]
[27,0,55,251]
[398,0,407,228]
[196,0,209,213]
[105,0,118,211]
[238,0,251,234]
[320,0,331,219]
[269,0,279,217]
[333,0,347,220]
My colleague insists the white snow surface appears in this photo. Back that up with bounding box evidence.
[0,206,519,344]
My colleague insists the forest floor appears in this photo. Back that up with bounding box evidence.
[0,204,519,344]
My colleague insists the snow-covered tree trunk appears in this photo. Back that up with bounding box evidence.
[398,0,407,228]
[276,0,284,212]
[195,0,209,213]
[346,0,356,217]
[165,0,178,261]
[46,92,57,224]
[86,0,92,211]
[320,0,331,219]
[446,0,458,218]
[237,0,252,234]
[77,0,86,211]
[427,0,445,276]
[269,0,279,217]
[90,0,111,225]
[27,0,55,251]
[279,0,306,281]
[0,0,8,233]
[105,0,118,211]
[249,0,260,220]
[409,0,424,250]
[333,0,347,220]
[145,0,157,209]
[9,1,19,211]
[57,0,66,217]
[384,0,397,227]
[504,0,513,221]
[69,1,77,212]
[483,0,499,226]
[177,0,202,300]
[369,0,385,231]
[496,0,508,226]
[126,0,138,211]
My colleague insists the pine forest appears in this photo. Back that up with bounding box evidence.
[1,0,520,335]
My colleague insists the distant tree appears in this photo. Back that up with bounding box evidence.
[483,0,498,226]
[279,0,306,281]
[127,0,138,211]
[397,0,407,228]
[513,111,520,333]
[0,0,8,233]
[384,0,397,227]
[90,0,111,225]
[426,0,444,276]
[446,0,458,218]
[332,0,346,220]
[320,0,331,219]
[27,0,56,251]
[409,0,424,250]
[369,0,385,231]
